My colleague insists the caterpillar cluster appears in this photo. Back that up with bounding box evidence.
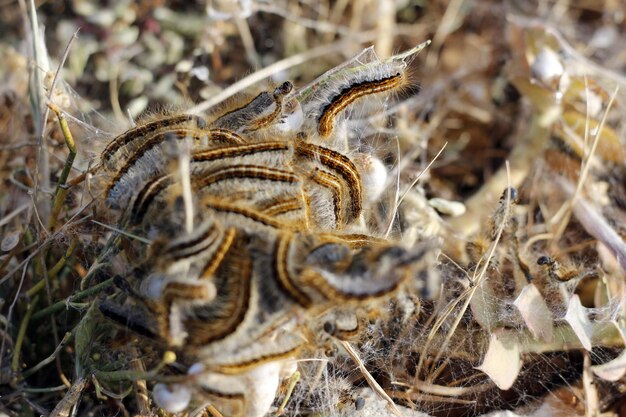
[90,42,432,416]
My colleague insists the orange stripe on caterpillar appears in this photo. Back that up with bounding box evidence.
[317,73,404,138]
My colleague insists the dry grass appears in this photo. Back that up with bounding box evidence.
[1,1,626,416]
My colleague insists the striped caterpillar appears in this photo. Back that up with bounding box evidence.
[90,42,431,417]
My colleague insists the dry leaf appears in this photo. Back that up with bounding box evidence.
[564,295,593,351]
[470,279,501,331]
[513,283,554,342]
[591,349,626,381]
[558,110,625,163]
[592,321,626,381]
[1,229,20,252]
[477,329,521,390]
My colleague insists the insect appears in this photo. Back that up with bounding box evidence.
[53,42,432,416]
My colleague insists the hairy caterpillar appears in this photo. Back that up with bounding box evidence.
[88,42,431,417]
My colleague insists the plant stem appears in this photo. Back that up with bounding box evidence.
[12,296,39,374]
[31,278,114,321]
[48,102,77,231]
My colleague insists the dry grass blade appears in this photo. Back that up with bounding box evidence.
[339,340,404,417]
[417,163,514,380]
[49,377,87,417]
[385,142,447,238]
[551,86,619,242]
